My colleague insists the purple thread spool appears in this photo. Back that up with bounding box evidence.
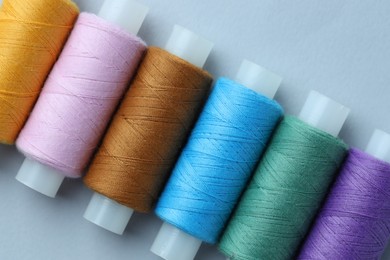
[299,129,390,260]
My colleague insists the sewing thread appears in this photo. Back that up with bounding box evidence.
[299,148,390,260]
[84,47,213,212]
[0,0,79,144]
[219,116,348,260]
[16,13,146,177]
[155,77,283,244]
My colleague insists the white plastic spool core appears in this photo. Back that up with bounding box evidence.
[365,129,390,164]
[16,158,65,198]
[98,0,149,35]
[299,91,350,137]
[75,0,104,13]
[83,192,134,235]
[235,60,282,99]
[151,222,202,260]
[165,25,213,68]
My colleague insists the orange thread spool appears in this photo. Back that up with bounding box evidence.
[0,0,79,144]
[84,47,213,213]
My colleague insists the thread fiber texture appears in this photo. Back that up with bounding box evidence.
[0,0,79,144]
[84,47,213,212]
[219,116,348,260]
[155,77,283,244]
[299,148,390,260]
[16,13,146,177]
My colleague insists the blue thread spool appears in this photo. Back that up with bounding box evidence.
[151,60,284,260]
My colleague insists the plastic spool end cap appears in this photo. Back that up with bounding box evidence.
[15,158,65,198]
[365,129,390,164]
[83,192,134,235]
[98,0,149,35]
[235,59,282,99]
[165,25,213,68]
[298,90,350,137]
[151,222,202,260]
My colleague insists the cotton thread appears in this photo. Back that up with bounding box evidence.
[219,116,348,260]
[155,77,283,244]
[15,13,146,177]
[84,47,213,213]
[0,0,79,144]
[298,148,390,260]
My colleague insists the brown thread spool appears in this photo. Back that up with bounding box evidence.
[84,46,213,213]
[0,0,79,144]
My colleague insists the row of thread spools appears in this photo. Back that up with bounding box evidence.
[0,0,389,259]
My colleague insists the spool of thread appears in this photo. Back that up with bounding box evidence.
[151,61,284,260]
[299,129,390,260]
[83,25,214,235]
[0,0,79,144]
[15,0,148,198]
[219,91,350,260]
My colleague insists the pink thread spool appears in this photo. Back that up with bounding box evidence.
[15,0,148,198]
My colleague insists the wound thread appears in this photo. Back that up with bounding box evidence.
[155,77,283,244]
[298,148,390,260]
[0,0,79,144]
[219,116,348,260]
[15,13,146,177]
[84,47,213,213]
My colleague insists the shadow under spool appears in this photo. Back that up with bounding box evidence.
[219,116,348,260]
[298,148,390,259]
[0,0,79,144]
[84,47,213,213]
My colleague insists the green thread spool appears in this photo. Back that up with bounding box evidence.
[219,91,350,260]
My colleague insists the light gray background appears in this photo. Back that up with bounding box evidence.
[1,0,390,259]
